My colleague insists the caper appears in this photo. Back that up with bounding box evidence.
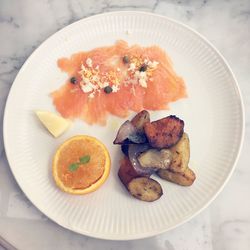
[104,86,113,94]
[122,55,130,64]
[139,64,148,72]
[70,77,77,84]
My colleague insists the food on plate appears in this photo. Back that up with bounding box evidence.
[114,110,195,202]
[51,40,186,125]
[35,110,71,137]
[144,115,184,149]
[131,110,150,133]
[167,132,190,173]
[137,149,172,170]
[113,120,147,144]
[157,167,196,186]
[157,133,196,186]
[128,177,163,202]
[118,157,140,186]
[53,135,110,194]
[128,144,154,176]
[118,157,163,202]
[121,144,129,157]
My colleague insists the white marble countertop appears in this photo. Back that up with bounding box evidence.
[0,0,250,249]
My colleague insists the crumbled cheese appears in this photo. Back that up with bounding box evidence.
[112,85,119,92]
[148,60,159,69]
[82,77,97,90]
[134,70,148,88]
[81,84,93,93]
[78,56,158,97]
[139,71,147,78]
[86,58,93,68]
[92,75,100,82]
[134,70,140,78]
[128,63,136,71]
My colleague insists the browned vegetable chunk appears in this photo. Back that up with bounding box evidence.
[137,149,172,170]
[128,177,163,202]
[118,157,140,186]
[157,167,196,186]
[144,115,184,149]
[169,132,190,173]
[131,110,150,133]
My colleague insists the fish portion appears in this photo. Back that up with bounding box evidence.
[51,40,186,125]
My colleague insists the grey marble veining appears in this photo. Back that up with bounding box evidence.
[0,0,250,249]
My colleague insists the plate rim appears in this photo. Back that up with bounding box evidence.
[3,11,245,240]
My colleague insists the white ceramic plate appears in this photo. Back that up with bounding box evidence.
[3,12,244,240]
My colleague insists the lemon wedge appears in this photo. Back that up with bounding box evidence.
[35,111,71,137]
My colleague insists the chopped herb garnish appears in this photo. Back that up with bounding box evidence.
[70,77,77,84]
[69,163,79,172]
[68,155,90,171]
[79,155,90,164]
[104,86,113,94]
[122,55,130,64]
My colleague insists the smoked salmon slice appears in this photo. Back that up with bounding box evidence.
[51,40,186,125]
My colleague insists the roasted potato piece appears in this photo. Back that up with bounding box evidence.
[144,115,184,149]
[113,120,147,145]
[118,158,162,201]
[128,177,163,202]
[157,167,196,186]
[113,120,136,144]
[118,157,140,186]
[131,110,150,133]
[137,149,172,170]
[169,132,190,173]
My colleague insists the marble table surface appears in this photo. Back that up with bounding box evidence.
[0,0,250,249]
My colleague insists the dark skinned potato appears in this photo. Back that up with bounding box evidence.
[131,110,150,133]
[157,167,196,186]
[144,115,184,149]
[118,157,140,186]
[121,144,129,157]
[118,157,162,201]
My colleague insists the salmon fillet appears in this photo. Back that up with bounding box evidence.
[51,40,186,125]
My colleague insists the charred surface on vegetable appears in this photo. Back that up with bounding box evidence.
[157,167,196,186]
[169,132,190,173]
[127,177,163,202]
[144,115,184,149]
[131,110,150,133]
[118,158,163,201]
